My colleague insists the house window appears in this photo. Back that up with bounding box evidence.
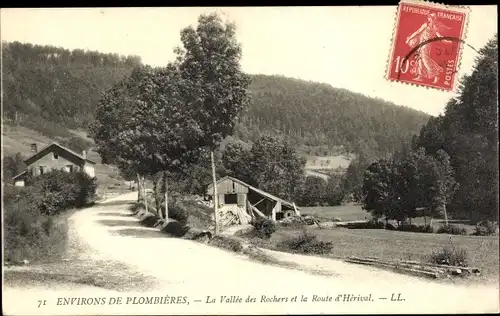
[39,166,46,175]
[53,152,59,159]
[64,165,74,173]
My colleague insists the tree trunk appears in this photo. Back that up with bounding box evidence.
[163,171,169,221]
[211,151,219,235]
[153,173,161,212]
[136,173,143,202]
[424,215,427,226]
[443,201,448,226]
[143,176,148,214]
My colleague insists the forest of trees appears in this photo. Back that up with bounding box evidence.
[411,36,498,222]
[2,41,429,158]
[362,35,498,224]
[238,75,430,156]
[2,41,142,128]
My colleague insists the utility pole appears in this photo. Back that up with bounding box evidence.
[211,151,219,235]
[164,171,169,221]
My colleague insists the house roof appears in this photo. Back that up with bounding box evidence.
[24,142,97,166]
[207,176,298,209]
[12,170,27,181]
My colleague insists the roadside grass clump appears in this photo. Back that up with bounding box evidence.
[277,229,333,255]
[208,235,244,253]
[396,223,434,233]
[472,220,498,236]
[140,214,162,228]
[436,224,468,235]
[161,220,191,238]
[429,246,468,267]
[251,217,276,239]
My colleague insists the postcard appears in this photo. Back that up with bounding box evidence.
[2,3,499,315]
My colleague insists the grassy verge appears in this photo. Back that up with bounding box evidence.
[4,210,70,265]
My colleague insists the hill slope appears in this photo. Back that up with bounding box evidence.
[2,42,429,158]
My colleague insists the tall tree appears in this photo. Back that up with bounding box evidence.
[3,152,27,183]
[415,34,498,222]
[173,13,251,234]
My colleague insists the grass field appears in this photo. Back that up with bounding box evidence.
[266,204,500,283]
[262,226,500,284]
[305,154,354,170]
[301,204,371,221]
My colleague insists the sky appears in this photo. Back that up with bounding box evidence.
[1,6,497,116]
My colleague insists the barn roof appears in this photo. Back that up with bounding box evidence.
[207,176,297,209]
[24,142,96,166]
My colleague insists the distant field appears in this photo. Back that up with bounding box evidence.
[269,226,499,284]
[301,204,370,221]
[305,154,354,170]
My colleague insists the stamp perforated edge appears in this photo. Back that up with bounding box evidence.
[385,0,471,92]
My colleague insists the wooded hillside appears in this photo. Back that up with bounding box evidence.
[2,41,429,156]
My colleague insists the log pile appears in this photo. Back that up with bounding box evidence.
[345,256,480,279]
[218,205,253,227]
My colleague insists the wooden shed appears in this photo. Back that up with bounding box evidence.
[206,176,300,223]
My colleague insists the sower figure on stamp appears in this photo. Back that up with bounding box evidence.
[405,13,452,83]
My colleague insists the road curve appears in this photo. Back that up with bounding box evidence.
[4,192,499,315]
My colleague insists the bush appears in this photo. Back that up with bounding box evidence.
[161,221,190,237]
[168,203,189,225]
[32,170,97,215]
[209,235,243,253]
[347,220,384,229]
[278,230,333,254]
[436,224,468,235]
[251,217,276,239]
[396,223,434,233]
[429,246,468,267]
[473,220,498,236]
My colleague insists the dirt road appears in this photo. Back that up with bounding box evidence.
[4,192,499,315]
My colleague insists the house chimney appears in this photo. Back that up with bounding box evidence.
[30,143,38,153]
[82,150,87,159]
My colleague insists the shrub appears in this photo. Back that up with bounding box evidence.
[436,224,468,235]
[161,220,190,237]
[251,217,276,239]
[278,230,333,254]
[429,246,468,267]
[32,170,97,215]
[472,220,498,236]
[168,203,189,225]
[347,220,384,229]
[397,223,434,233]
[209,235,243,253]
[140,214,162,227]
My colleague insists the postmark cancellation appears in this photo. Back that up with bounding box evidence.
[386,0,471,91]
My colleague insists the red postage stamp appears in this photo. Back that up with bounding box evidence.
[386,0,470,90]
